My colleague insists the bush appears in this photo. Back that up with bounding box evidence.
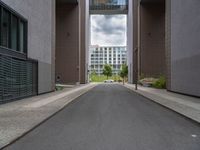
[139,77,158,87]
[56,86,64,91]
[152,76,166,89]
[118,79,122,83]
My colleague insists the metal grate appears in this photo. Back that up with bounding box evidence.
[0,55,38,104]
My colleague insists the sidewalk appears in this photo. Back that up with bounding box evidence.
[0,83,97,149]
[124,83,200,123]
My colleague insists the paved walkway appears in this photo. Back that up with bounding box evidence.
[124,83,200,123]
[4,84,200,150]
[0,83,97,149]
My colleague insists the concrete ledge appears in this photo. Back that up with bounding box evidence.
[0,83,97,149]
[124,83,200,124]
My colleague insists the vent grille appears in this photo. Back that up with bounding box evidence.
[0,55,38,104]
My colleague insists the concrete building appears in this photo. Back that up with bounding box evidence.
[129,0,200,97]
[89,45,127,75]
[89,0,200,97]
[0,0,55,103]
[0,0,199,104]
[0,0,90,103]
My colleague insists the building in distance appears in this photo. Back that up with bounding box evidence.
[89,45,127,75]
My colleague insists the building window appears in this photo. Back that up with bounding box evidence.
[11,15,18,50]
[1,9,10,48]
[19,21,25,53]
[0,4,28,55]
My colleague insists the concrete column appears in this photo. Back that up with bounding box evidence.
[127,0,134,83]
[79,0,89,84]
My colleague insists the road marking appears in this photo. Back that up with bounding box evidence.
[191,134,197,138]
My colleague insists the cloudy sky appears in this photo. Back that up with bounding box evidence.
[90,15,127,46]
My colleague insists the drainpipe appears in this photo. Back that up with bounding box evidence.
[135,47,138,90]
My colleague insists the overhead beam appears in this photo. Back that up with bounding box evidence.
[140,0,165,4]
[56,0,78,4]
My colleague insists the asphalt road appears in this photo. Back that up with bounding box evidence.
[4,84,200,150]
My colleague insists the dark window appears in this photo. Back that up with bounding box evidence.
[1,9,10,47]
[11,15,18,50]
[19,21,25,53]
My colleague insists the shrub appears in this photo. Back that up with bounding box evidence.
[139,77,158,87]
[56,86,64,91]
[152,76,166,89]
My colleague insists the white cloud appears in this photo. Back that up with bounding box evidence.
[90,15,127,46]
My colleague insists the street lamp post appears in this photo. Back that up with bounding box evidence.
[135,0,141,90]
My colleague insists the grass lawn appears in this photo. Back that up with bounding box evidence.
[90,75,121,82]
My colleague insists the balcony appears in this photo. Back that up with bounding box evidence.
[90,0,128,14]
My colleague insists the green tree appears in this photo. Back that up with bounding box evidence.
[120,64,128,85]
[103,64,112,79]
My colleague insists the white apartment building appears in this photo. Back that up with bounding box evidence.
[89,45,127,75]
